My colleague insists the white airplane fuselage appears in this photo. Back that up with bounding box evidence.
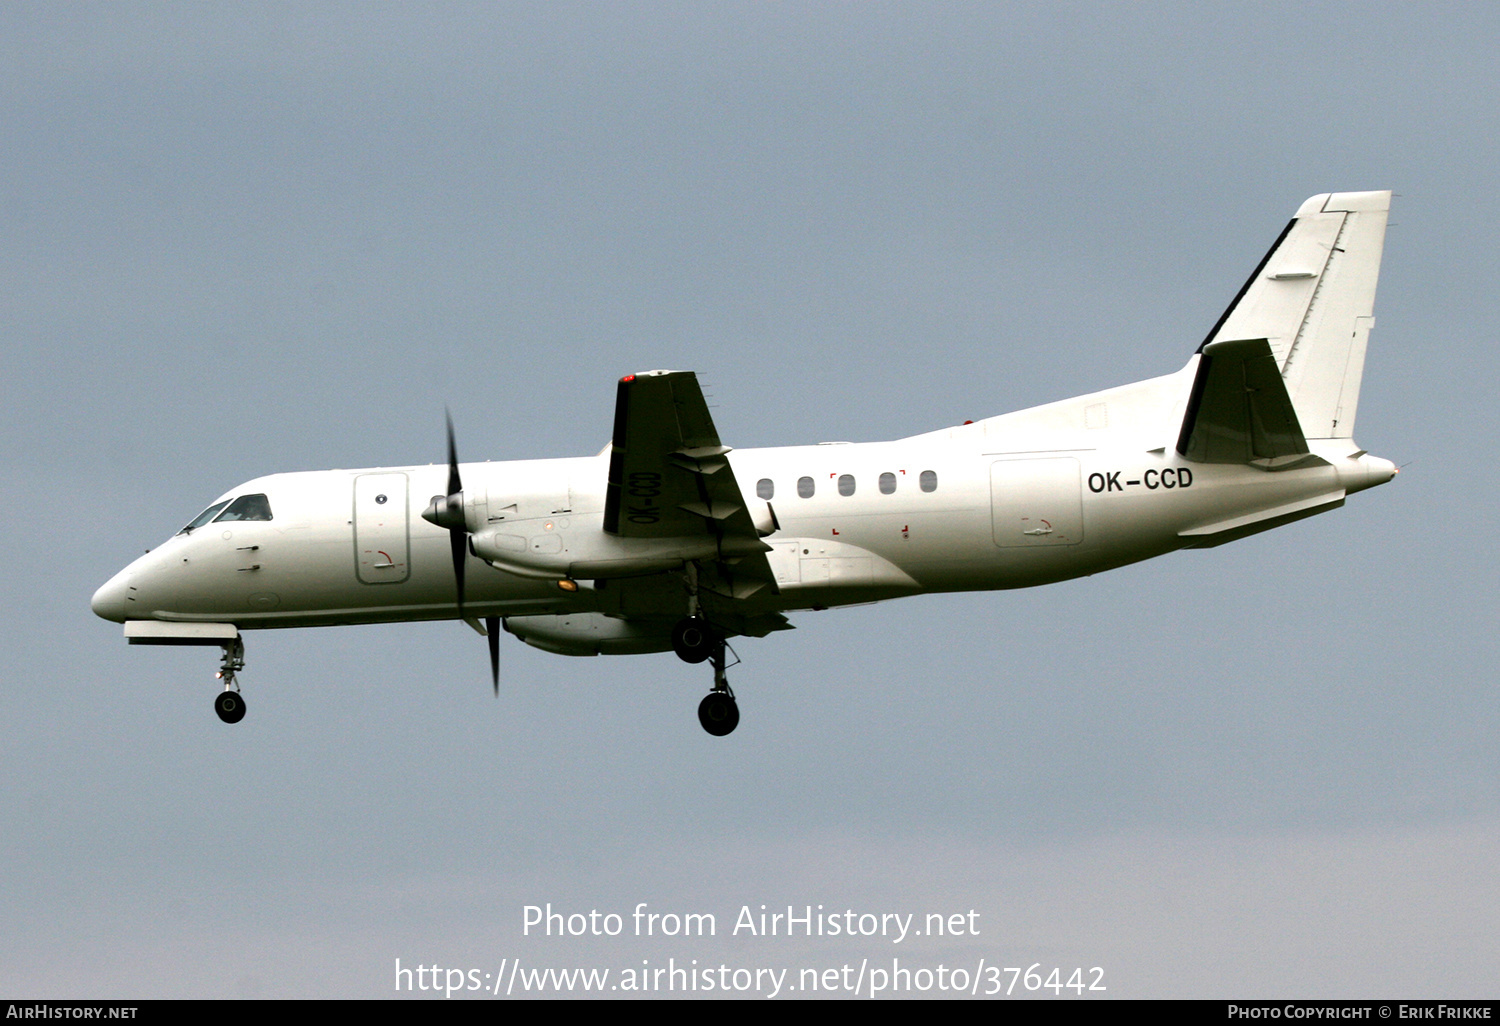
[92,366,1395,636]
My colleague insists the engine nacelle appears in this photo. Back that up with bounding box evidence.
[503,613,672,656]
[469,516,769,580]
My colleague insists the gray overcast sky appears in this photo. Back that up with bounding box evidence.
[2,2,1496,999]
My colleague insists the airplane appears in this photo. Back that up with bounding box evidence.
[92,190,1398,736]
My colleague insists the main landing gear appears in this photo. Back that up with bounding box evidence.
[671,616,715,664]
[214,637,246,724]
[677,563,741,736]
[675,615,740,736]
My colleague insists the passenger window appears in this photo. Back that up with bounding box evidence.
[838,474,855,497]
[879,472,896,494]
[179,500,231,534]
[757,478,774,500]
[797,476,815,498]
[920,470,938,492]
[214,493,274,522]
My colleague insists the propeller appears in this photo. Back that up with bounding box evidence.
[422,413,501,695]
[487,616,500,696]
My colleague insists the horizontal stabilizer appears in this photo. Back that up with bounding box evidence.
[1177,338,1326,469]
[1179,490,1346,547]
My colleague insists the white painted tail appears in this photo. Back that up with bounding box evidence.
[1201,191,1390,439]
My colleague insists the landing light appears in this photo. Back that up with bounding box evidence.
[558,579,579,592]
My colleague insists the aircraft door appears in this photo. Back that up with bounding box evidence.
[768,541,801,586]
[990,458,1084,547]
[353,472,411,583]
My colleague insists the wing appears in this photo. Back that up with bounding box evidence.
[602,371,782,613]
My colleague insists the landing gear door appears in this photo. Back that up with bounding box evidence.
[354,472,411,583]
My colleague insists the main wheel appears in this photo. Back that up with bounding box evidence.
[214,690,246,724]
[672,617,715,664]
[698,692,739,736]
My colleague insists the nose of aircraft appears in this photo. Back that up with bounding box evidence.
[91,570,131,623]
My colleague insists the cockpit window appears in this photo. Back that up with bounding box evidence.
[179,500,231,534]
[214,493,273,523]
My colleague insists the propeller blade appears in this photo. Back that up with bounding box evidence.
[437,414,494,694]
[437,411,469,620]
[449,525,467,621]
[445,410,462,498]
[486,615,500,695]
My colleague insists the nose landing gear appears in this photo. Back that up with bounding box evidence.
[214,638,246,724]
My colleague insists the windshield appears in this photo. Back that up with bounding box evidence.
[179,500,231,534]
[213,493,273,522]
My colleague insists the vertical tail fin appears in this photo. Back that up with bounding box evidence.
[1201,191,1390,439]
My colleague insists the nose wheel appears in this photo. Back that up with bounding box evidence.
[213,638,247,724]
[214,689,246,724]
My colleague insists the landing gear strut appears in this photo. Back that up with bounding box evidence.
[214,638,246,724]
[681,564,740,736]
[696,638,739,737]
